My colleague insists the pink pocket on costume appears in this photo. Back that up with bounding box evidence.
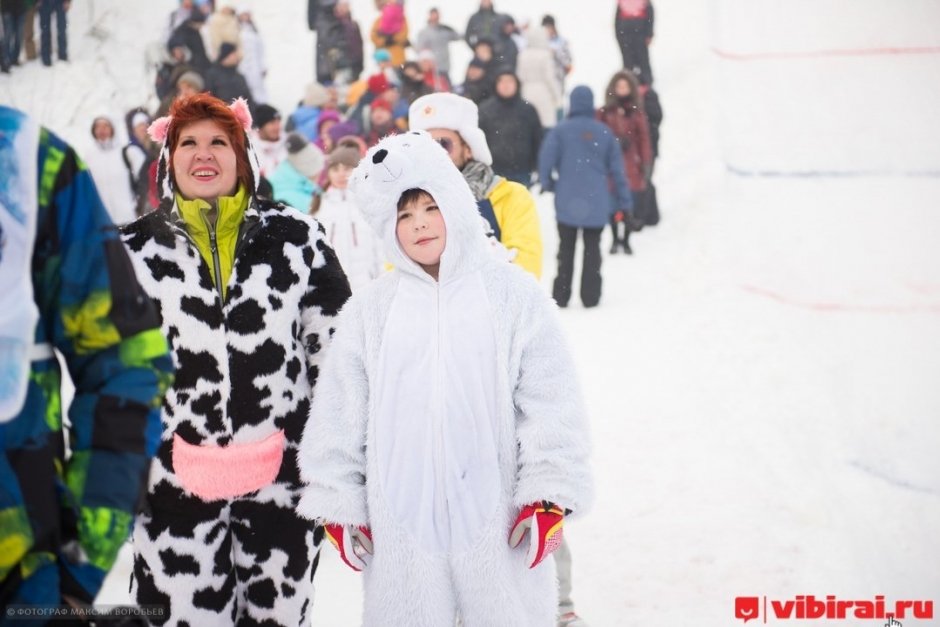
[172,430,285,501]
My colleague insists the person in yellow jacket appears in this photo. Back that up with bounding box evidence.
[370,1,409,68]
[408,92,543,279]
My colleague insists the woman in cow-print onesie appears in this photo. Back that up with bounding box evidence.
[121,93,351,625]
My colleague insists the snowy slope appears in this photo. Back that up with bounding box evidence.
[3,1,939,625]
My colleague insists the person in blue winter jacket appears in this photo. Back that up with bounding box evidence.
[0,105,172,611]
[538,85,632,308]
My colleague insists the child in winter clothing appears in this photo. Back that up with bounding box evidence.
[85,115,138,225]
[370,0,409,67]
[310,145,382,290]
[298,131,593,626]
[376,0,404,38]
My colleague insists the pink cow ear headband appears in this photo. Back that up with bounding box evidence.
[147,97,253,143]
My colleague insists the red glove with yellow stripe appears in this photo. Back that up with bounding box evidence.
[324,523,374,572]
[508,502,565,568]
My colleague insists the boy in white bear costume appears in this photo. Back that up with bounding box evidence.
[297,131,592,626]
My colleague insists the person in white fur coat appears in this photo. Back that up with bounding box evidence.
[297,130,593,626]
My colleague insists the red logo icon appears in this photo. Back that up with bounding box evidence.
[736,597,760,623]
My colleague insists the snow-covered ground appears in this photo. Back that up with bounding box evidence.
[3,1,939,624]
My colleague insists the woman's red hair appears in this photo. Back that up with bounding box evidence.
[166,93,254,194]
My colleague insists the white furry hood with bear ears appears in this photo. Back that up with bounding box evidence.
[147,97,263,207]
[349,130,491,283]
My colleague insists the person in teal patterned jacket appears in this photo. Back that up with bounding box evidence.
[0,105,173,612]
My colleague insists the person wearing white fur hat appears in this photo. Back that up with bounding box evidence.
[297,131,592,626]
[121,93,352,624]
[408,92,543,278]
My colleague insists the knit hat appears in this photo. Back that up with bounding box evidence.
[253,104,280,129]
[131,111,150,129]
[317,109,341,132]
[370,98,392,114]
[327,145,361,169]
[373,49,392,63]
[408,93,493,165]
[327,120,361,145]
[177,70,205,91]
[286,133,325,179]
[367,73,390,96]
[218,42,238,62]
[303,82,330,108]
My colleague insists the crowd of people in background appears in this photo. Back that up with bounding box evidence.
[76,0,660,268]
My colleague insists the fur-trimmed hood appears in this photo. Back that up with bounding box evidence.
[349,130,490,283]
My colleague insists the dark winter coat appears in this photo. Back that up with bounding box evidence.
[169,20,211,73]
[321,14,364,81]
[400,73,433,105]
[478,76,543,179]
[460,76,493,105]
[465,7,500,48]
[205,64,255,111]
[538,86,632,229]
[597,71,653,191]
[308,0,337,30]
[641,85,662,159]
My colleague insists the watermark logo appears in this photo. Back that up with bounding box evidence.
[734,595,933,623]
[735,597,760,623]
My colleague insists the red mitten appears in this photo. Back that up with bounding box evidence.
[508,502,565,568]
[324,523,374,572]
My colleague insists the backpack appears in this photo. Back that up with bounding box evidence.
[0,106,43,422]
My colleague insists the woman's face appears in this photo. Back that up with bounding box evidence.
[614,79,632,98]
[171,119,239,202]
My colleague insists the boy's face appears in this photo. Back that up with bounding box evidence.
[396,193,446,279]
